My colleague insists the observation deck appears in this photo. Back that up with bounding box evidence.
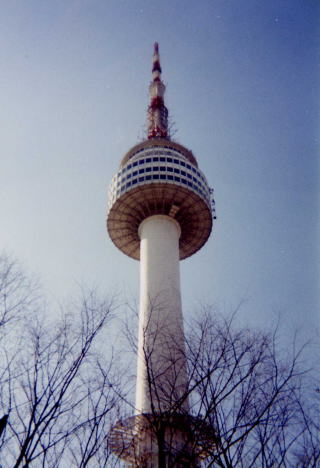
[107,139,215,260]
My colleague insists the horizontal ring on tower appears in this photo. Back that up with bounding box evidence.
[107,140,214,260]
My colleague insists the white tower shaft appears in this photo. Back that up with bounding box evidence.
[136,215,189,415]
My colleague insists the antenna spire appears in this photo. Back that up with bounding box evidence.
[148,42,169,139]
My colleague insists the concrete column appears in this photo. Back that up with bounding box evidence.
[135,215,188,415]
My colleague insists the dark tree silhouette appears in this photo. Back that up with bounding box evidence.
[0,255,318,467]
[111,307,319,468]
[0,255,122,467]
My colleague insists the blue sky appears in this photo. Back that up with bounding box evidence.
[0,0,318,351]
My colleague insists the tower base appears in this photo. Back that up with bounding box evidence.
[108,412,217,467]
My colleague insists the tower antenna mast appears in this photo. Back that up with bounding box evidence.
[148,42,169,139]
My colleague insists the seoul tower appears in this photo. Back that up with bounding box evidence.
[108,44,216,467]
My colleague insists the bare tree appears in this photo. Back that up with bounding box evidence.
[0,253,40,454]
[0,256,122,467]
[112,307,319,468]
[1,255,318,467]
[184,312,313,467]
[292,383,320,467]
[0,253,39,331]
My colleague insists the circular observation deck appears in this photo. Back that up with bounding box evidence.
[107,139,215,260]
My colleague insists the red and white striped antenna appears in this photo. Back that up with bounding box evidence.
[148,42,169,139]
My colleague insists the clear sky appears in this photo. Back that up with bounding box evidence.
[0,1,318,350]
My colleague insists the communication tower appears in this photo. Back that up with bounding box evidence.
[107,43,216,467]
